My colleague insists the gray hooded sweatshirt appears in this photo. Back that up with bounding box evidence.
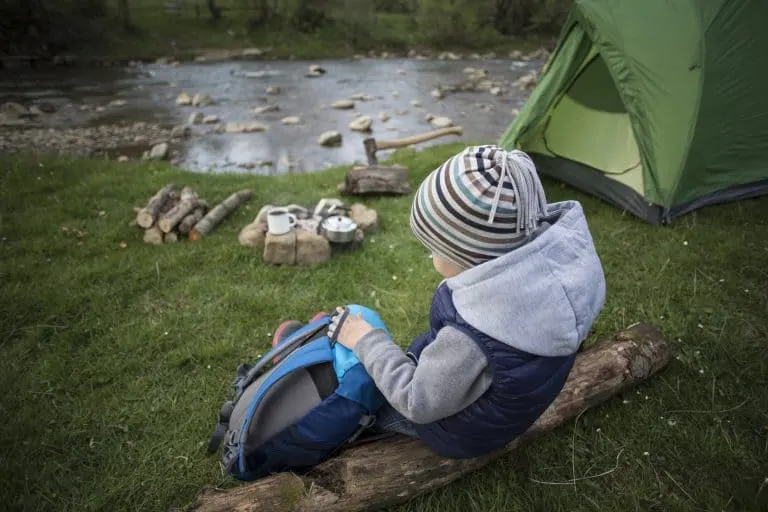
[353,200,606,424]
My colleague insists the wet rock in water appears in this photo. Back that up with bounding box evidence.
[523,47,550,61]
[490,86,503,96]
[149,143,169,160]
[171,125,191,138]
[189,112,204,124]
[379,111,390,122]
[27,105,44,116]
[430,116,453,128]
[511,108,520,117]
[515,71,538,90]
[225,122,268,133]
[395,108,409,116]
[397,69,406,75]
[281,116,300,125]
[253,105,279,115]
[318,131,342,147]
[306,64,326,77]
[32,102,56,114]
[95,106,105,113]
[482,52,497,60]
[192,93,214,107]
[117,155,129,163]
[410,99,422,108]
[463,66,477,75]
[265,86,280,95]
[349,115,373,132]
[349,93,374,101]
[509,50,523,60]
[109,99,127,107]
[392,91,400,98]
[202,115,219,124]
[1,102,28,118]
[331,99,355,109]
[425,113,435,122]
[245,71,271,79]
[170,61,181,67]
[156,57,170,65]
[430,87,445,100]
[176,92,192,106]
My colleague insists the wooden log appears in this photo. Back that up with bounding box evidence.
[178,207,206,235]
[136,184,176,228]
[158,186,199,233]
[164,231,179,243]
[143,226,164,245]
[190,323,671,512]
[338,166,410,196]
[189,189,253,241]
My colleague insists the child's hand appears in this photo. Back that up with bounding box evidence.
[328,307,374,350]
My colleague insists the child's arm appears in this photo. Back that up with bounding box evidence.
[352,326,492,424]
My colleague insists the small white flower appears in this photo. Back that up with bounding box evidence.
[697,323,704,329]
[719,278,725,283]
[667,418,677,427]
[643,451,650,456]
[392,275,398,280]
[266,333,272,337]
[164,331,168,335]
[206,365,211,369]
[622,399,630,404]
[744,289,749,293]
[644,395,649,400]
[699,369,705,374]
[683,241,688,246]
[596,428,601,433]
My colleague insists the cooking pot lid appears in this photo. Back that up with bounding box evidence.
[322,215,357,231]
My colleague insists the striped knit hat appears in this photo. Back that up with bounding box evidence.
[410,145,548,270]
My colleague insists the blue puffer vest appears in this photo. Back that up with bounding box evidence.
[407,283,577,459]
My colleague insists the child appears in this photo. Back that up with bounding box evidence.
[327,145,606,459]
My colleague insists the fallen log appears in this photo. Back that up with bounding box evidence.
[158,186,199,233]
[164,231,179,243]
[338,166,410,196]
[190,323,671,512]
[143,226,164,245]
[136,183,176,228]
[189,189,253,241]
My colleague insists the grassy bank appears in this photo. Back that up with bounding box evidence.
[1,148,766,511]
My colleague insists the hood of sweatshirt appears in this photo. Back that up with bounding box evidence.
[445,200,606,357]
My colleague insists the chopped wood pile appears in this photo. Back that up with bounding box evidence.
[132,184,253,244]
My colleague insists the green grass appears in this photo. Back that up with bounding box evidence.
[1,146,767,511]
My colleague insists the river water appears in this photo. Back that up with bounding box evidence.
[0,57,541,174]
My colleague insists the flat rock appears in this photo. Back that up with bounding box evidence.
[430,116,453,128]
[318,130,342,147]
[350,203,379,233]
[192,93,214,107]
[395,108,409,115]
[331,99,355,109]
[202,115,219,124]
[430,88,445,100]
[1,102,28,117]
[296,229,331,265]
[225,122,268,133]
[409,99,422,108]
[281,116,301,125]
[263,231,296,265]
[253,105,279,115]
[171,125,191,138]
[349,93,374,101]
[349,115,373,132]
[265,86,280,95]
[189,112,204,124]
[379,111,390,122]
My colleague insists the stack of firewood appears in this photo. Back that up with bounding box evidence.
[132,183,253,244]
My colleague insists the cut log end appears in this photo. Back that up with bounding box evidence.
[189,323,671,512]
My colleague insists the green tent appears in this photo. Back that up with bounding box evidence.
[499,0,768,223]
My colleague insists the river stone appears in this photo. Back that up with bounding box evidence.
[349,93,374,101]
[254,105,279,115]
[189,112,204,124]
[318,131,342,147]
[171,125,191,138]
[192,93,214,107]
[379,111,390,122]
[225,122,268,133]
[490,86,503,96]
[331,99,355,109]
[109,99,127,107]
[430,88,445,100]
[509,50,523,59]
[349,116,372,132]
[425,113,435,122]
[295,229,330,265]
[242,48,264,58]
[1,102,27,117]
[430,116,453,128]
[350,203,378,233]
[265,86,280,95]
[117,156,129,163]
[176,92,192,106]
[238,219,267,248]
[409,99,422,108]
[515,71,538,90]
[202,115,219,124]
[395,108,409,116]
[149,143,169,160]
[281,116,300,125]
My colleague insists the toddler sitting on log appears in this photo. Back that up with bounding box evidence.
[326,146,607,458]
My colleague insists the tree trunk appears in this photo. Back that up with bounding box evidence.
[338,166,411,196]
[158,187,199,233]
[207,0,222,20]
[136,184,176,228]
[189,190,253,241]
[190,323,671,512]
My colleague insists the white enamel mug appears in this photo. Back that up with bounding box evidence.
[267,207,297,235]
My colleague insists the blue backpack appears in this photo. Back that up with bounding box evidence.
[207,305,387,481]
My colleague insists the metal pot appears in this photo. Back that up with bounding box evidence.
[318,214,358,243]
